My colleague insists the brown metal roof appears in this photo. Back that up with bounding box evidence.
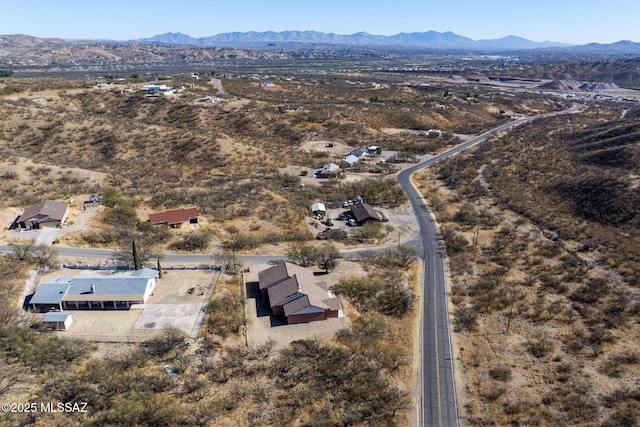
[323,298,341,311]
[258,262,341,317]
[149,208,199,225]
[350,202,381,223]
[17,200,69,224]
[259,262,313,290]
[267,275,301,307]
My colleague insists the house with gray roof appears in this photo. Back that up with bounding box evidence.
[258,262,340,324]
[316,163,341,178]
[16,200,69,229]
[349,146,368,158]
[343,154,360,166]
[30,268,158,312]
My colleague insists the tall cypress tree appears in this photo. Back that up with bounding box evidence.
[132,240,141,270]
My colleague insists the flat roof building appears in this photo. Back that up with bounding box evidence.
[30,268,158,312]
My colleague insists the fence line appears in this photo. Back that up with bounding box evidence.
[56,333,158,343]
[189,271,222,340]
[62,264,223,271]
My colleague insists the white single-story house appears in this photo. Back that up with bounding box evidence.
[30,268,159,312]
[278,104,304,112]
[140,84,174,95]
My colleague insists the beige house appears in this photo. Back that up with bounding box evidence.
[16,200,69,229]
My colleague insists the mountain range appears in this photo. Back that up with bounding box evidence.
[138,30,572,50]
[2,30,640,54]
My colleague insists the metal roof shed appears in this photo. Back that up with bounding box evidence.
[41,312,73,330]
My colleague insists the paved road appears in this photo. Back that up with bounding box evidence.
[399,104,583,427]
[0,244,287,265]
[0,104,583,425]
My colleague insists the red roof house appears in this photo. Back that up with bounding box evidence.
[258,262,341,324]
[148,208,199,227]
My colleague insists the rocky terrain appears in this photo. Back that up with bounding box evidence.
[0,34,282,73]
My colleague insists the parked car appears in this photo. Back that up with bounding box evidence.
[300,169,308,176]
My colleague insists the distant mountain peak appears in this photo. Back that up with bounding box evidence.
[139,30,570,50]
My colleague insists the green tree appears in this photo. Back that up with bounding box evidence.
[112,243,162,268]
[101,186,124,208]
[132,240,141,270]
[286,243,320,267]
[354,222,384,243]
[316,243,341,273]
[375,281,415,318]
[104,205,138,228]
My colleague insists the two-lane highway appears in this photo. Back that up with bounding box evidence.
[0,104,583,426]
[399,104,583,426]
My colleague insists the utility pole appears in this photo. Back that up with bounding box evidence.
[473,218,480,246]
[231,238,236,272]
[450,151,460,185]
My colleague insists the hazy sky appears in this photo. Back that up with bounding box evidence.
[3,0,638,45]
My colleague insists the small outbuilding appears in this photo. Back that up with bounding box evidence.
[310,203,326,216]
[149,208,199,228]
[41,312,73,331]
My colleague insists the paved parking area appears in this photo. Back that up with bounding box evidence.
[134,304,202,330]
